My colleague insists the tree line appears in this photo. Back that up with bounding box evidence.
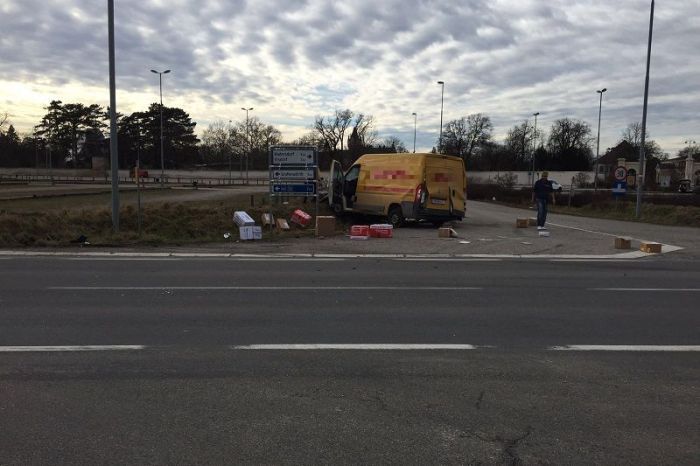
[0,103,679,173]
[438,114,668,173]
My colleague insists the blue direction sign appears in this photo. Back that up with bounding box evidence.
[612,181,627,197]
[272,182,316,194]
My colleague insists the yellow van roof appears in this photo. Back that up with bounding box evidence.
[356,153,463,164]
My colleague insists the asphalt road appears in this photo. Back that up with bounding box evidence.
[1,257,699,465]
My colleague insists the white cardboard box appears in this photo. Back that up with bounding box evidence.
[233,211,255,227]
[239,226,262,240]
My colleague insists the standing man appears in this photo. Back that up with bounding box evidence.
[532,171,555,230]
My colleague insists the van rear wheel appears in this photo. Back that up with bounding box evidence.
[388,206,404,228]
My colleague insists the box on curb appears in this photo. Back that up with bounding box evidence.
[233,211,255,227]
[516,218,529,228]
[614,237,631,249]
[640,242,662,253]
[316,216,336,237]
[369,224,393,238]
[528,218,537,226]
[276,218,290,231]
[239,226,262,240]
[438,227,458,238]
[261,213,274,227]
[290,209,312,227]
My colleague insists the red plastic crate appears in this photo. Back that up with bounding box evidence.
[350,225,370,236]
[290,209,312,227]
[369,224,393,238]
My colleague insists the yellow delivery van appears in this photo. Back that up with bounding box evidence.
[329,153,466,227]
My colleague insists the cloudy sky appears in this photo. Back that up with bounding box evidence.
[1,0,697,154]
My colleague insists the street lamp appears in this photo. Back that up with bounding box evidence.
[532,112,540,185]
[241,107,253,183]
[412,112,417,153]
[594,88,607,193]
[151,69,170,187]
[437,81,444,152]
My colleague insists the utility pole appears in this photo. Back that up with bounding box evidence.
[412,112,417,153]
[437,81,444,152]
[636,0,654,219]
[108,0,119,231]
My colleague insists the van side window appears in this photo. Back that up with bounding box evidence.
[345,165,360,183]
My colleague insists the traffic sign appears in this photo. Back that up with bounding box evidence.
[271,167,316,180]
[614,166,628,181]
[270,148,316,165]
[271,182,316,194]
[612,181,627,197]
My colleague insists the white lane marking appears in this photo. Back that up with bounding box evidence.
[0,345,145,352]
[65,258,345,262]
[399,258,502,262]
[232,344,479,350]
[591,288,700,292]
[48,286,483,291]
[550,345,700,352]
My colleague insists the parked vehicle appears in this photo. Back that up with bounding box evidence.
[550,180,563,192]
[329,153,467,227]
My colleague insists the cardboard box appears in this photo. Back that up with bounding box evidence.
[261,213,274,227]
[438,227,458,238]
[538,230,550,237]
[369,224,393,238]
[233,211,255,227]
[290,209,312,227]
[276,218,290,231]
[316,216,336,236]
[516,218,529,228]
[528,217,537,226]
[239,226,262,240]
[640,242,662,253]
[614,237,631,249]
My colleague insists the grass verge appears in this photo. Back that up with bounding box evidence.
[550,201,700,228]
[0,195,343,247]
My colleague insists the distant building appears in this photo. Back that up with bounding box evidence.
[656,153,699,188]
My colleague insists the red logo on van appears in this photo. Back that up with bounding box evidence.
[372,170,416,180]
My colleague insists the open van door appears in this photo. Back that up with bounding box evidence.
[329,160,345,214]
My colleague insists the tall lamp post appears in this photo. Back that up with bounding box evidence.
[437,81,444,152]
[151,69,170,188]
[412,112,417,153]
[594,88,607,193]
[532,112,540,185]
[241,107,253,183]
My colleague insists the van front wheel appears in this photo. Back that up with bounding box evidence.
[387,206,404,228]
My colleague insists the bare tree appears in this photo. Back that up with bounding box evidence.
[313,109,353,154]
[200,120,234,165]
[545,118,593,170]
[0,112,8,134]
[620,122,644,148]
[441,113,493,164]
[505,120,536,168]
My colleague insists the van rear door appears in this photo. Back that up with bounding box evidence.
[329,160,345,213]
